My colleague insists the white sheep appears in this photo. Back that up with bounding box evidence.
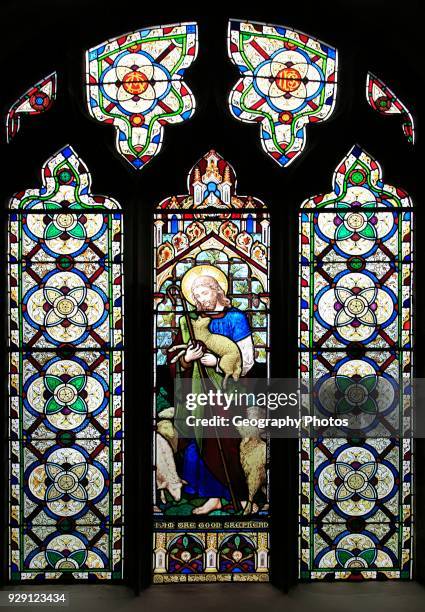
[155,432,186,504]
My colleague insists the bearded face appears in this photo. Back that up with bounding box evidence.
[192,284,218,312]
[190,275,230,312]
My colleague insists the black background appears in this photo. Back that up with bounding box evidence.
[0,0,422,592]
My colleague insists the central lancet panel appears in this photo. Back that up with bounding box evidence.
[152,150,270,581]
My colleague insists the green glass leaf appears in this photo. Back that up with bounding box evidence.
[45,375,62,393]
[69,550,87,566]
[45,223,63,240]
[69,375,86,392]
[46,550,64,567]
[45,397,62,415]
[360,375,377,392]
[359,224,376,239]
[336,224,353,241]
[336,375,353,392]
[70,396,87,414]
[183,536,189,548]
[68,223,86,239]
[336,399,351,414]
[360,398,377,414]
[359,548,377,565]
[234,536,241,548]
[336,549,353,566]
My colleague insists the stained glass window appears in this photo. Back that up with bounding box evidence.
[153,150,270,582]
[6,72,57,143]
[85,22,198,169]
[366,72,415,145]
[8,145,124,581]
[228,20,338,167]
[298,145,413,580]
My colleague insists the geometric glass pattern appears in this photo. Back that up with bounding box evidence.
[228,20,338,167]
[366,72,415,145]
[85,22,198,169]
[153,150,270,581]
[298,145,413,579]
[6,72,57,143]
[8,145,124,581]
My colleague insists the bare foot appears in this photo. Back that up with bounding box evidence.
[192,498,222,514]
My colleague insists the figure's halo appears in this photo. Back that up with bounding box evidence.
[181,265,228,305]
